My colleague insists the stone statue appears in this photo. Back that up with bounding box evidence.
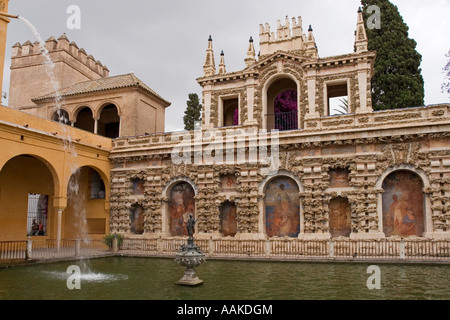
[187,213,195,239]
[176,212,205,287]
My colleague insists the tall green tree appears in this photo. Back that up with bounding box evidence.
[442,49,450,99]
[183,93,202,131]
[361,0,425,110]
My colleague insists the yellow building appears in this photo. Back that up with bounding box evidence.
[0,105,111,241]
[0,1,169,243]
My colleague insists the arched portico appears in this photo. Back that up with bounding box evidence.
[74,106,95,133]
[0,106,112,242]
[96,102,121,138]
[0,155,58,240]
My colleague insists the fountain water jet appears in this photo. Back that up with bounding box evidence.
[9,14,92,262]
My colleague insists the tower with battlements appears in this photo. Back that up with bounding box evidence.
[8,34,109,112]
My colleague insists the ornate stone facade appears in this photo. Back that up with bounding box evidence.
[107,10,450,241]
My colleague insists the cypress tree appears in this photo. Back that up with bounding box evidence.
[361,0,425,110]
[442,49,450,99]
[183,93,202,131]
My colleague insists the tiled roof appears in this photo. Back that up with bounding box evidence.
[32,73,171,106]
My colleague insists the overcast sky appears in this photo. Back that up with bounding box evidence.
[3,0,449,132]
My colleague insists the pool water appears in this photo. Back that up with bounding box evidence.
[0,257,448,300]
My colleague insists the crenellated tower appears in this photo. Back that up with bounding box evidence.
[259,15,317,58]
[8,34,109,111]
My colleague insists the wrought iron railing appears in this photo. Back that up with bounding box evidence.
[118,237,450,261]
[0,238,110,262]
[1,238,449,262]
[265,111,298,131]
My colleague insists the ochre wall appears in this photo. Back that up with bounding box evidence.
[63,166,108,239]
[0,104,111,241]
[0,155,54,240]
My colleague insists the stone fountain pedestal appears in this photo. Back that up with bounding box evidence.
[175,238,205,287]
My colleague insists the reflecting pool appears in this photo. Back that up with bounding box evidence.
[0,257,448,300]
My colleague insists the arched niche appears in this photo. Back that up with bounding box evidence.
[381,170,425,237]
[130,204,145,235]
[219,201,237,237]
[262,73,300,131]
[329,196,351,238]
[167,181,196,237]
[263,175,300,238]
[265,77,298,131]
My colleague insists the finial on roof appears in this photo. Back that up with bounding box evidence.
[354,6,368,53]
[218,50,226,74]
[203,35,216,76]
[245,35,256,68]
[308,25,313,32]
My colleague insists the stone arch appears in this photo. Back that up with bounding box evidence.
[376,165,430,237]
[50,108,70,125]
[74,106,95,133]
[0,154,58,239]
[0,153,61,199]
[162,177,197,237]
[259,170,304,194]
[66,163,110,197]
[262,72,301,131]
[94,100,123,119]
[259,171,302,238]
[64,165,109,238]
[162,176,198,198]
[95,102,121,138]
[72,104,94,120]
